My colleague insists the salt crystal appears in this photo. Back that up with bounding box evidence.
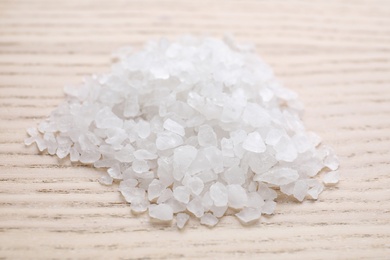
[173,145,197,172]
[255,168,299,186]
[134,149,158,160]
[262,200,276,215]
[132,159,149,173]
[242,132,266,153]
[200,213,218,227]
[293,180,309,202]
[323,171,340,184]
[173,186,191,204]
[210,205,228,218]
[227,184,248,209]
[223,165,246,185]
[137,120,151,139]
[197,125,217,147]
[236,207,261,223]
[274,136,298,162]
[99,175,113,185]
[176,213,190,229]
[185,176,204,195]
[107,164,122,179]
[149,204,173,221]
[147,179,165,201]
[187,197,204,218]
[157,188,173,204]
[156,132,183,150]
[210,182,228,207]
[163,118,185,136]
[95,107,123,129]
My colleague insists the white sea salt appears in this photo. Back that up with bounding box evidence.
[200,213,219,227]
[149,204,173,221]
[176,213,190,229]
[25,36,340,228]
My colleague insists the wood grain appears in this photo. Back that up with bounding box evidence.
[1,0,390,259]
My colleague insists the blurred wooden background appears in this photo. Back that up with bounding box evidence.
[0,0,389,259]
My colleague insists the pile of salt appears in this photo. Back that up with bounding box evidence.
[25,36,339,228]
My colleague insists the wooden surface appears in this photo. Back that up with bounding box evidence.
[1,0,390,259]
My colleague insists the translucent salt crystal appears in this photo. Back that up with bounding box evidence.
[210,182,228,207]
[134,149,158,160]
[307,181,324,199]
[132,159,149,173]
[230,130,247,145]
[201,192,213,211]
[262,200,276,215]
[107,164,122,179]
[95,107,123,129]
[280,182,295,196]
[163,118,185,136]
[242,103,270,127]
[197,125,217,147]
[200,213,218,227]
[185,176,204,195]
[166,198,187,213]
[157,188,173,204]
[27,127,38,137]
[257,182,277,200]
[227,184,248,209]
[99,175,113,185]
[105,127,127,146]
[292,133,311,153]
[124,95,139,117]
[156,132,183,150]
[324,153,339,171]
[236,207,261,223]
[136,120,151,139]
[265,129,284,146]
[115,144,135,163]
[119,179,138,189]
[246,192,265,209]
[69,147,80,162]
[188,151,211,175]
[176,213,190,229]
[223,165,246,185]
[149,204,173,221]
[44,132,57,155]
[248,152,277,175]
[173,186,191,204]
[196,170,217,183]
[210,205,228,218]
[148,179,165,201]
[187,197,204,218]
[221,98,244,123]
[274,136,297,162]
[308,132,322,147]
[202,146,223,173]
[221,138,235,157]
[79,149,101,164]
[119,187,145,204]
[131,198,150,213]
[293,180,309,202]
[255,168,299,186]
[323,171,340,184]
[56,136,71,159]
[242,132,266,153]
[259,87,274,102]
[173,145,197,172]
[24,136,35,146]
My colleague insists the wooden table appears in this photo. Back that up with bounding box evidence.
[1,0,389,259]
